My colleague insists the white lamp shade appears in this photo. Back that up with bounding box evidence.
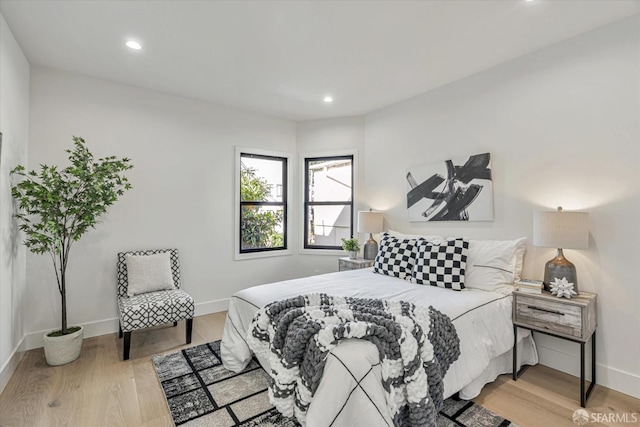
[357,211,383,233]
[533,210,589,250]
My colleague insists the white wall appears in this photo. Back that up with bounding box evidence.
[0,12,29,393]
[362,16,640,397]
[25,67,300,347]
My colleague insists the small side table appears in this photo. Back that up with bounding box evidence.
[512,290,597,407]
[338,257,374,271]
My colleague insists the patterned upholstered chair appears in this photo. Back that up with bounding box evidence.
[116,248,194,360]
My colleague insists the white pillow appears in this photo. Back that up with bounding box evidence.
[126,252,175,297]
[464,237,527,294]
[386,229,444,242]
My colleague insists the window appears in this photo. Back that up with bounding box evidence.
[238,151,288,254]
[304,155,354,250]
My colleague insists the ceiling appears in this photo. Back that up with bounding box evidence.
[1,1,638,121]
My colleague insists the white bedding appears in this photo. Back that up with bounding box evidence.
[221,268,538,427]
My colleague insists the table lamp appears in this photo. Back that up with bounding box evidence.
[358,210,384,260]
[533,207,589,293]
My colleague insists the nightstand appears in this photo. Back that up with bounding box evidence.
[338,257,374,271]
[512,290,597,407]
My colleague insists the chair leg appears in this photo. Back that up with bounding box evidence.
[119,322,123,339]
[173,321,178,327]
[186,318,193,345]
[123,331,131,360]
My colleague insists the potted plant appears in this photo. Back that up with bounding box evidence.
[10,136,133,365]
[341,237,360,259]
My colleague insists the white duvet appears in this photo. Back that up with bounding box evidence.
[221,268,537,427]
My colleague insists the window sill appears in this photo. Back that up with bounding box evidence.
[235,249,292,261]
[298,248,346,257]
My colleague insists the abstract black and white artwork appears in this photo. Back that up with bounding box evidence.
[406,152,493,221]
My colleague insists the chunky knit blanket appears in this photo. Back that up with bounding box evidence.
[247,293,460,427]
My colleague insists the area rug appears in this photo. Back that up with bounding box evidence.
[153,340,518,427]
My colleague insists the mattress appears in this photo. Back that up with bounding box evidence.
[221,267,538,426]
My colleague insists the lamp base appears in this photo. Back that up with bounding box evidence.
[543,248,578,293]
[363,234,378,260]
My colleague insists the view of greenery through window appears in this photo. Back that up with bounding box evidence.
[240,154,286,252]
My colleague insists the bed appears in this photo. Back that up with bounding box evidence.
[220,266,538,427]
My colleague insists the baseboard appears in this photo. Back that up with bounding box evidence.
[0,336,27,395]
[194,298,229,317]
[536,341,640,399]
[22,298,230,351]
[23,317,121,351]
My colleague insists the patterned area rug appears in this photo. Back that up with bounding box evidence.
[153,341,518,427]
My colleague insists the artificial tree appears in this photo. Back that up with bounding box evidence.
[11,136,133,336]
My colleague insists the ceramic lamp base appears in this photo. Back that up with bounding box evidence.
[543,248,578,293]
[363,234,378,260]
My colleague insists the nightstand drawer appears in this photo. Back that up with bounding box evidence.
[515,294,583,338]
[339,259,356,271]
[338,257,374,271]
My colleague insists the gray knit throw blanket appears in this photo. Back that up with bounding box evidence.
[247,293,460,427]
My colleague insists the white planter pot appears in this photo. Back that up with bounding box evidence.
[43,326,84,366]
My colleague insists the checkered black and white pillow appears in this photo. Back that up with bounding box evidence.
[413,238,469,290]
[373,233,420,280]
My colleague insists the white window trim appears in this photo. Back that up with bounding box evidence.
[235,146,293,261]
[298,149,359,256]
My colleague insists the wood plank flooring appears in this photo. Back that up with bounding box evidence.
[1,312,638,427]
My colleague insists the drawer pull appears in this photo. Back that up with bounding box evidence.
[527,305,565,316]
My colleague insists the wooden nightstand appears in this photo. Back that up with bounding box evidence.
[512,290,597,407]
[338,257,374,271]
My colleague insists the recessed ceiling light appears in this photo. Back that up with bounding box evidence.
[126,40,142,50]
[323,96,333,103]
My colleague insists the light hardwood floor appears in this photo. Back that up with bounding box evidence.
[1,312,638,427]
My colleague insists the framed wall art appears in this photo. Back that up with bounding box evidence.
[406,152,493,221]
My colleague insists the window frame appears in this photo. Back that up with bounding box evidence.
[235,147,292,260]
[300,150,357,254]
